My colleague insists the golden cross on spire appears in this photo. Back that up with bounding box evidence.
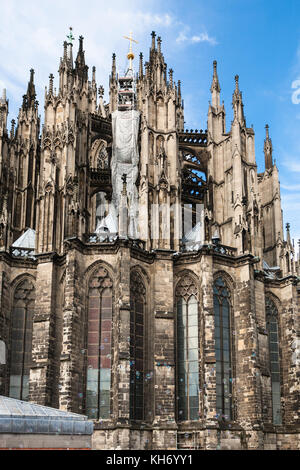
[123,31,138,70]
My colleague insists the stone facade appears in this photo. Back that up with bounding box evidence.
[0,31,299,450]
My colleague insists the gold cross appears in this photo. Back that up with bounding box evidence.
[123,31,138,53]
[123,32,138,69]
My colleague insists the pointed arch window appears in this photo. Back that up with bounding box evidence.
[266,297,282,425]
[213,276,233,420]
[176,276,199,421]
[130,271,146,421]
[9,279,35,400]
[86,267,113,420]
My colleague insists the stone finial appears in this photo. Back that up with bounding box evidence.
[286,223,291,244]
[264,124,273,170]
[92,66,96,82]
[111,53,116,79]
[10,119,15,139]
[169,68,173,86]
[22,94,27,108]
[151,31,156,50]
[157,36,162,53]
[49,74,54,95]
[98,86,104,98]
[178,80,181,100]
[79,35,84,52]
[63,40,68,59]
[139,53,143,78]
[235,74,239,91]
[210,60,221,97]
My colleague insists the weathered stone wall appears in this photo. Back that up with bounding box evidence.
[0,244,299,450]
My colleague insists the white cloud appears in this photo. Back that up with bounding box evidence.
[282,160,300,172]
[281,184,300,191]
[191,33,217,45]
[0,0,179,119]
[176,28,217,45]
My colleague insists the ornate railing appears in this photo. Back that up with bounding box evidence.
[10,247,36,260]
[179,130,208,146]
[210,243,237,257]
[86,235,146,251]
[179,242,237,257]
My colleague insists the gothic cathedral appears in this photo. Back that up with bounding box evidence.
[0,31,299,450]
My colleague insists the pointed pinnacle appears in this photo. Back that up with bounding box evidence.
[235,74,239,91]
[265,124,270,139]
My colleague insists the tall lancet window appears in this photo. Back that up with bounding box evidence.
[213,276,233,420]
[86,267,113,420]
[176,276,199,421]
[130,271,146,421]
[266,297,282,425]
[9,279,35,400]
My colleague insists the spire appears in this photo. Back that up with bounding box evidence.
[210,60,221,108]
[111,53,116,80]
[10,119,15,139]
[92,66,96,83]
[75,35,88,82]
[232,74,245,125]
[63,41,68,60]
[65,27,74,66]
[59,32,73,94]
[169,68,173,87]
[286,223,291,244]
[157,36,162,54]
[264,124,273,170]
[151,31,156,50]
[75,36,85,67]
[78,35,83,53]
[49,73,54,96]
[25,69,36,108]
[178,80,181,101]
[139,53,144,79]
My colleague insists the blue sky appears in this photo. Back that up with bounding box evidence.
[0,0,299,247]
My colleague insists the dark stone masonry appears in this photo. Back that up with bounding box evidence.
[0,31,299,449]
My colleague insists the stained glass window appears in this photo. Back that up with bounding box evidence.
[86,267,113,420]
[266,297,282,425]
[9,279,35,400]
[176,276,199,421]
[130,271,145,421]
[213,276,232,420]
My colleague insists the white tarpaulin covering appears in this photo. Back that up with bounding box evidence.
[95,109,140,239]
[182,220,205,251]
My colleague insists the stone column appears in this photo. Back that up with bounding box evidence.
[234,263,262,435]
[115,244,131,448]
[280,282,299,428]
[59,245,84,414]
[202,254,217,430]
[30,256,57,406]
[152,253,177,450]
